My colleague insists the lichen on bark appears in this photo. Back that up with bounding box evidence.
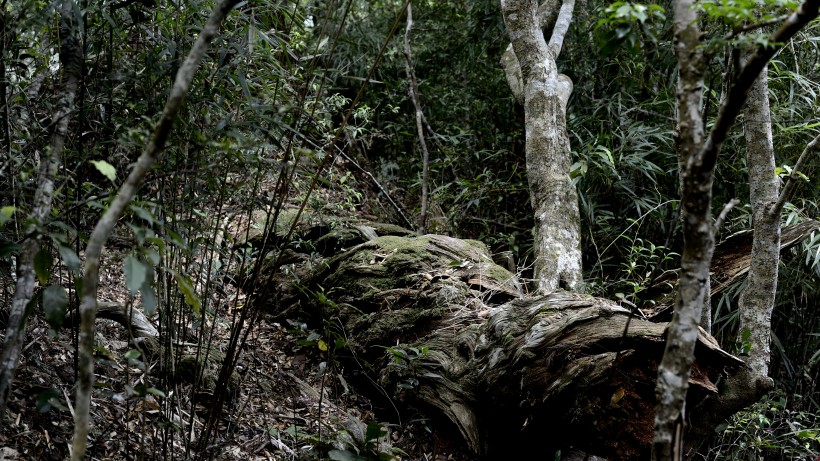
[500,0,582,293]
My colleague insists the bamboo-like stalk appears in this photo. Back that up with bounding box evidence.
[70,0,240,457]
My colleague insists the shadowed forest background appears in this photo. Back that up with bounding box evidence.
[1,0,820,459]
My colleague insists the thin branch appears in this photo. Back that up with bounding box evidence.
[0,0,81,417]
[339,141,415,230]
[724,14,790,40]
[70,0,241,458]
[699,0,820,174]
[547,0,575,58]
[714,198,740,233]
[0,11,10,157]
[199,0,413,449]
[403,1,431,234]
[773,131,820,215]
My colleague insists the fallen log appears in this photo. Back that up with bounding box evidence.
[282,232,743,458]
[64,301,159,355]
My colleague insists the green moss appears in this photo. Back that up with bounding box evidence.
[463,239,490,254]
[243,208,310,244]
[366,222,415,237]
[533,305,558,321]
[373,235,430,253]
[315,226,365,254]
[360,306,447,342]
[317,234,506,317]
[480,263,516,284]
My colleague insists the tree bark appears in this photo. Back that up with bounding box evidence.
[655,2,819,459]
[71,1,240,457]
[0,0,82,416]
[500,0,581,292]
[500,0,560,105]
[654,2,709,458]
[737,54,779,381]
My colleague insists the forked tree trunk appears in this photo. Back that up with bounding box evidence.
[500,0,582,292]
[655,3,819,459]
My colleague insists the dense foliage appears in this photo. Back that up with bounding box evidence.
[2,0,820,458]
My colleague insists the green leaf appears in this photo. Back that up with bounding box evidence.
[124,255,148,295]
[58,245,81,273]
[0,240,20,258]
[132,383,150,396]
[365,422,386,442]
[146,387,166,398]
[130,204,157,223]
[143,248,161,266]
[34,249,53,285]
[0,206,15,225]
[175,273,201,315]
[42,285,68,330]
[90,160,117,183]
[124,350,141,360]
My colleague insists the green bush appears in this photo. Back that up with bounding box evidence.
[708,390,820,460]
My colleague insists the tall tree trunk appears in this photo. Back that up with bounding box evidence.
[500,0,582,292]
[654,2,709,458]
[0,0,82,416]
[737,55,779,381]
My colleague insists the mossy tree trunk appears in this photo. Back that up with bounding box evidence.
[500,0,582,292]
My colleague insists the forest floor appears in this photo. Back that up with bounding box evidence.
[0,164,476,461]
[0,307,473,460]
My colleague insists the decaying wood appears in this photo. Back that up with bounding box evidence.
[646,219,820,321]
[263,228,747,458]
[95,301,158,339]
[64,301,159,354]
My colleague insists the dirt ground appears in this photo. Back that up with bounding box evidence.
[0,281,475,461]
